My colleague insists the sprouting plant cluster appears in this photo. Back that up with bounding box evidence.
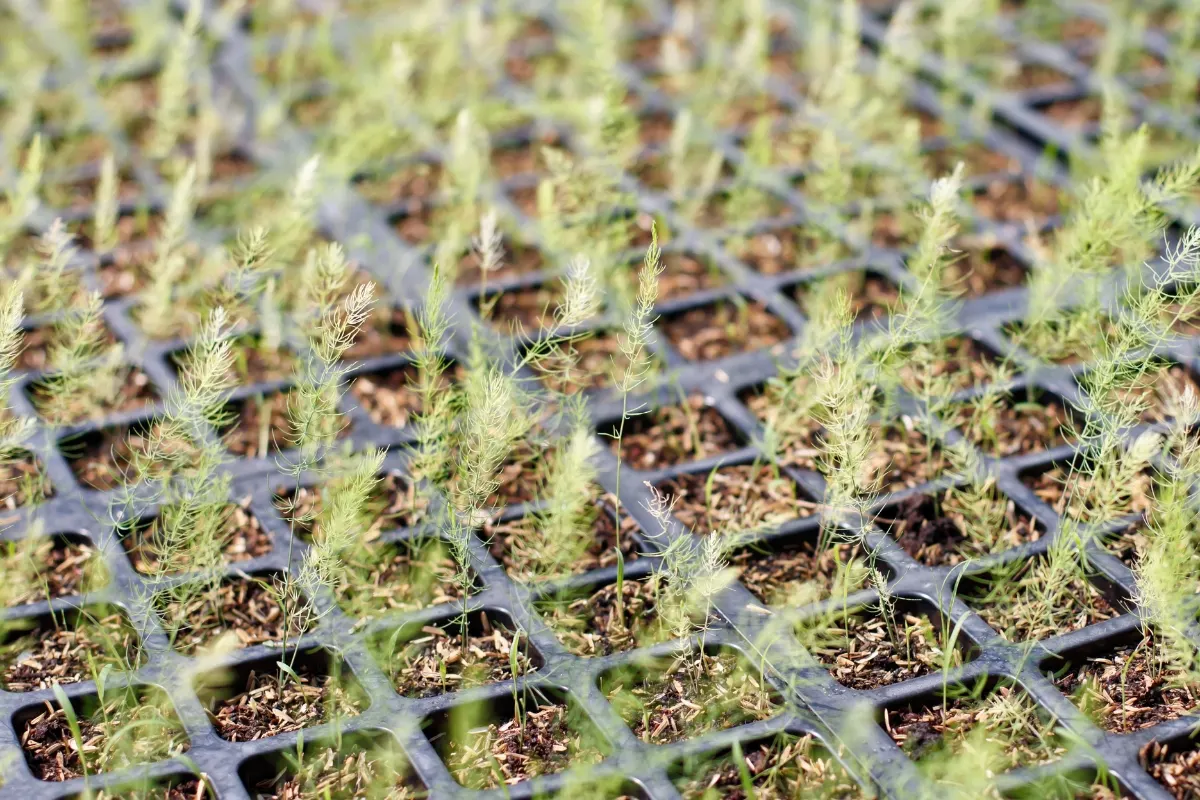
[5,0,1200,798]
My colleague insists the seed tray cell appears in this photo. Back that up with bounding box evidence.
[5,0,1200,798]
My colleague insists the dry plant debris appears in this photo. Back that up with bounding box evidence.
[442,698,605,789]
[604,651,778,745]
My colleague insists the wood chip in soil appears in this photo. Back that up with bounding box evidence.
[791,271,900,322]
[610,394,740,470]
[485,496,641,582]
[480,284,563,331]
[1,537,99,605]
[279,470,429,542]
[157,578,307,655]
[733,228,854,275]
[31,367,157,424]
[457,238,546,286]
[2,613,141,692]
[674,733,869,799]
[350,360,463,429]
[531,332,645,394]
[1142,742,1200,800]
[67,424,197,491]
[970,177,1063,226]
[875,488,1041,566]
[661,299,790,361]
[540,576,667,657]
[1054,637,1200,733]
[20,689,188,781]
[253,746,423,799]
[634,251,727,301]
[898,336,999,395]
[605,651,777,745]
[89,779,212,800]
[125,499,271,573]
[884,686,1062,771]
[0,453,52,510]
[444,700,604,789]
[731,538,868,608]
[942,245,1028,297]
[949,393,1072,457]
[801,612,946,691]
[1022,464,1154,523]
[208,665,364,741]
[343,305,413,361]
[654,464,817,535]
[964,561,1118,642]
[376,617,535,698]
[337,538,466,618]
[224,391,351,458]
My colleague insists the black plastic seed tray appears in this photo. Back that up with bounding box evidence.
[3,0,1200,797]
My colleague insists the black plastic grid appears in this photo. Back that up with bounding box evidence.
[2,0,1200,798]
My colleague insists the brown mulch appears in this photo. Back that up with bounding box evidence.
[540,577,667,657]
[865,420,946,494]
[674,733,869,799]
[631,251,727,301]
[443,700,604,789]
[216,337,297,385]
[802,612,945,691]
[731,538,868,609]
[897,336,999,395]
[1022,464,1155,523]
[124,499,271,574]
[963,561,1119,642]
[732,228,854,275]
[1041,97,1102,129]
[654,464,818,535]
[926,142,1022,177]
[66,424,198,492]
[375,615,536,698]
[457,238,547,286]
[790,271,900,322]
[2,536,100,606]
[660,299,791,361]
[1054,638,1200,733]
[1,613,141,692]
[1142,742,1200,800]
[943,246,1028,298]
[31,367,157,424]
[278,470,430,542]
[156,578,308,655]
[610,394,740,471]
[354,162,441,207]
[530,332,644,395]
[223,391,351,458]
[883,686,1062,770]
[875,489,1041,566]
[350,360,464,429]
[441,437,549,509]
[739,394,943,489]
[950,393,1073,457]
[251,745,422,799]
[970,176,1063,226]
[485,498,641,582]
[1,453,53,511]
[336,538,466,618]
[20,689,188,781]
[343,306,414,362]
[604,651,778,745]
[1112,363,1200,424]
[90,779,212,800]
[208,664,364,741]
[481,284,564,331]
